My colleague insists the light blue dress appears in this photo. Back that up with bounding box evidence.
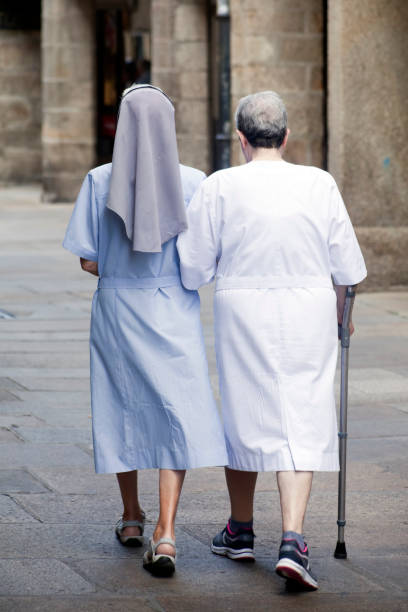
[63,163,228,474]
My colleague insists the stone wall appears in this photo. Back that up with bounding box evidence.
[41,0,96,202]
[230,0,325,168]
[328,0,408,289]
[0,30,41,183]
[151,0,210,173]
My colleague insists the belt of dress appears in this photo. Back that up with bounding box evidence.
[215,275,333,290]
[98,276,181,289]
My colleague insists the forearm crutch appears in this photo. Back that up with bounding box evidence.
[334,286,356,559]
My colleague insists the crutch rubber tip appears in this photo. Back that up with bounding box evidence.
[334,541,347,559]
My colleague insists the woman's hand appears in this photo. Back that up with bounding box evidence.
[80,258,99,277]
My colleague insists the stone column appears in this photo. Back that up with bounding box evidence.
[151,0,210,173]
[230,0,325,168]
[328,0,408,289]
[41,0,96,202]
[0,29,41,183]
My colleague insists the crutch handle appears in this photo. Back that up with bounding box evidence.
[338,287,356,345]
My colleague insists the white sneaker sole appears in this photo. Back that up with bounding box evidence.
[211,543,255,561]
[275,558,318,590]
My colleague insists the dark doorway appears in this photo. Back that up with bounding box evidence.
[208,0,231,171]
[96,7,151,164]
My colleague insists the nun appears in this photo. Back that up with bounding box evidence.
[177,91,367,589]
[63,85,228,577]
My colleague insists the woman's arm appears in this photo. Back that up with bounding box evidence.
[80,257,99,277]
[334,284,356,335]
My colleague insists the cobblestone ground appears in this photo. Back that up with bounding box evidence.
[0,187,407,611]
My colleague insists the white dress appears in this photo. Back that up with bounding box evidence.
[177,160,367,472]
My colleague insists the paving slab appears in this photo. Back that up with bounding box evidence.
[313,461,408,492]
[0,443,91,468]
[0,559,94,595]
[347,417,408,439]
[15,428,92,444]
[28,466,118,495]
[0,403,91,430]
[0,415,44,428]
[347,437,408,464]
[0,597,157,612]
[2,378,91,392]
[350,554,408,593]
[11,494,125,525]
[0,494,38,523]
[0,341,89,354]
[0,389,21,402]
[8,390,91,407]
[0,353,90,368]
[0,469,50,494]
[347,403,407,419]
[349,337,408,369]
[0,524,211,561]
[0,319,91,332]
[0,368,88,380]
[156,593,408,612]
[73,552,384,596]
[0,427,22,442]
[0,377,27,393]
[0,524,138,559]
[0,331,89,342]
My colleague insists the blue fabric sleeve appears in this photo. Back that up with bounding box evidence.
[62,173,99,262]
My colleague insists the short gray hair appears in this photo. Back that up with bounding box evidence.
[235,91,287,149]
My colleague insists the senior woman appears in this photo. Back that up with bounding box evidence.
[63,85,227,577]
[177,90,367,589]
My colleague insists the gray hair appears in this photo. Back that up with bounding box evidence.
[235,91,288,149]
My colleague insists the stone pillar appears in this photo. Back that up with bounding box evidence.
[0,30,41,183]
[230,0,325,168]
[41,0,96,202]
[328,0,408,289]
[151,0,210,173]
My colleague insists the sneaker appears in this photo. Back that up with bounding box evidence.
[275,538,318,590]
[211,522,255,561]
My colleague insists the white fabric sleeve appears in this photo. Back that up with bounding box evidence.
[62,173,99,262]
[328,179,367,285]
[185,171,206,208]
[177,179,219,290]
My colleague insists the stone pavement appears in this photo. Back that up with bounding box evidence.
[0,186,407,612]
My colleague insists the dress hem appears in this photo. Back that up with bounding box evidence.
[226,445,339,472]
[94,450,228,474]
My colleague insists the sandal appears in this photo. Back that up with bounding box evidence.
[143,537,177,577]
[115,511,145,547]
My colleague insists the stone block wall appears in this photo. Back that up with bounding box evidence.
[41,0,96,202]
[151,0,210,173]
[230,0,325,168]
[328,0,408,289]
[0,30,41,183]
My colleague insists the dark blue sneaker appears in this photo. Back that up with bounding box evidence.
[211,522,255,561]
[275,538,318,590]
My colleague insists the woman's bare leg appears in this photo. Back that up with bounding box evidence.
[276,471,313,534]
[116,470,144,536]
[225,467,258,522]
[153,469,186,555]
